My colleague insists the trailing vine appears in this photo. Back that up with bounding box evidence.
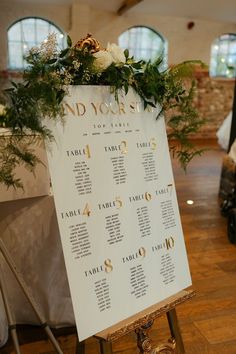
[0,33,206,188]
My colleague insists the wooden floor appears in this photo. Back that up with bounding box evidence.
[2,139,236,354]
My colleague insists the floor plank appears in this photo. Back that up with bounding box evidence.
[194,314,236,345]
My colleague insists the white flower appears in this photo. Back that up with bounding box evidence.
[39,33,58,60]
[107,43,126,65]
[63,70,73,85]
[0,104,6,116]
[72,60,81,70]
[93,50,113,72]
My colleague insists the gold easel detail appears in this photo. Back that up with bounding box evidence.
[95,290,195,354]
[135,320,176,354]
[155,338,176,353]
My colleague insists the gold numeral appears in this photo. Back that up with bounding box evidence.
[165,237,175,250]
[115,196,123,209]
[150,137,157,150]
[85,144,91,159]
[104,258,113,273]
[145,192,152,201]
[139,247,146,258]
[83,203,91,217]
[120,140,128,155]
[168,183,173,196]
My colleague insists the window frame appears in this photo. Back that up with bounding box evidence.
[7,16,66,71]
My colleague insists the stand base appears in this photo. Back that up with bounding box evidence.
[93,289,195,354]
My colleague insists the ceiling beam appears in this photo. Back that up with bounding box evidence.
[117,0,143,15]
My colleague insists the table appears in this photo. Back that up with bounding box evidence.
[0,195,75,347]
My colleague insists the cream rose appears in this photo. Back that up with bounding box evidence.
[107,43,126,65]
[0,104,6,116]
[93,50,113,72]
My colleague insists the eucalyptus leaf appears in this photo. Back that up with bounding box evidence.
[46,58,57,65]
[124,49,129,59]
[59,48,70,58]
[67,35,72,48]
[132,62,142,69]
[124,83,129,95]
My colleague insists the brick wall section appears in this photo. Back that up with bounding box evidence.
[0,70,235,139]
[192,70,235,138]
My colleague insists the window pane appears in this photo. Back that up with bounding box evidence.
[118,26,167,69]
[22,18,36,43]
[8,42,23,69]
[8,22,21,41]
[210,33,236,78]
[36,19,50,43]
[8,17,66,70]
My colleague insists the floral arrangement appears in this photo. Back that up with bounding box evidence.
[0,33,205,188]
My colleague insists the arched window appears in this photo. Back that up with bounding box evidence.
[210,33,236,78]
[118,26,167,68]
[8,17,66,70]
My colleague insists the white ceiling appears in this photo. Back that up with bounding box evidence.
[2,0,236,24]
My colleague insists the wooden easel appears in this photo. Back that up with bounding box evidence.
[76,289,195,354]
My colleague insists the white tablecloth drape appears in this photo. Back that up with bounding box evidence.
[216,111,232,150]
[0,195,75,347]
[229,140,236,163]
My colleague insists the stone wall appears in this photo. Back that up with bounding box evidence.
[193,71,234,138]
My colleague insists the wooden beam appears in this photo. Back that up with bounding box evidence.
[117,0,143,16]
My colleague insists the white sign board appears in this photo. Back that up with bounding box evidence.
[45,86,191,341]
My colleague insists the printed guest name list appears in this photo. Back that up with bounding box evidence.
[45,86,192,341]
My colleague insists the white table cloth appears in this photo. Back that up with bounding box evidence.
[0,195,75,347]
[216,111,232,150]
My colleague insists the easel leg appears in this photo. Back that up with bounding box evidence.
[0,272,21,354]
[99,339,112,354]
[167,309,185,354]
[75,338,85,354]
[0,238,63,354]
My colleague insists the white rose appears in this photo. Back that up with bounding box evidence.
[107,43,126,64]
[93,50,113,72]
[0,104,6,116]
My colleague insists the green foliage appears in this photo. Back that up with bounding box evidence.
[0,34,206,188]
[0,136,41,188]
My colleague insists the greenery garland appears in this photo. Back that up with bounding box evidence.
[0,33,206,188]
